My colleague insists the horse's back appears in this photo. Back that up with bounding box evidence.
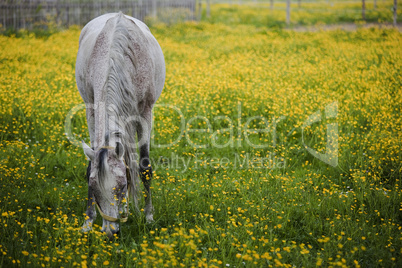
[78,13,151,46]
[75,13,165,106]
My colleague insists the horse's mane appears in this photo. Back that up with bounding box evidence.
[97,147,125,205]
[105,14,138,121]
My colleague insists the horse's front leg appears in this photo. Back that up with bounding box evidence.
[82,161,97,232]
[82,105,96,231]
[138,112,154,223]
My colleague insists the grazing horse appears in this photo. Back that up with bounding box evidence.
[75,12,165,239]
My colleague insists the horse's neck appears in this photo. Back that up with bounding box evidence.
[93,95,105,147]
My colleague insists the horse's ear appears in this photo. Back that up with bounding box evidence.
[115,142,124,160]
[82,141,94,161]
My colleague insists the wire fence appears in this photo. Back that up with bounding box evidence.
[0,0,197,30]
[0,0,398,30]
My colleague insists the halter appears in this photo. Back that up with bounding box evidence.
[95,146,131,223]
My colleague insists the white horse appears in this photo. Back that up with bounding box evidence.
[75,12,165,239]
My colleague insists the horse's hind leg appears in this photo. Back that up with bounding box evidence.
[82,161,97,232]
[139,144,154,223]
[137,110,154,223]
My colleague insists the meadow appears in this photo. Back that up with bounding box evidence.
[0,2,402,267]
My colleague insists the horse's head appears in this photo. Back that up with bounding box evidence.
[82,141,128,239]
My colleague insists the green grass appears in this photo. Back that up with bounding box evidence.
[0,2,401,267]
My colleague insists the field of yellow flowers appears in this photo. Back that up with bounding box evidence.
[1,4,401,268]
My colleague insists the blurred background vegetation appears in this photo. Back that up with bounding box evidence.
[0,0,400,37]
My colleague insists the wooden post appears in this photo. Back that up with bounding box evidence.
[21,3,26,29]
[207,0,211,18]
[270,0,274,10]
[13,10,16,30]
[191,0,196,20]
[151,0,157,18]
[66,6,69,27]
[2,7,5,29]
[76,2,80,26]
[198,0,202,20]
[362,0,366,21]
[286,0,290,25]
[394,0,397,27]
[56,0,60,27]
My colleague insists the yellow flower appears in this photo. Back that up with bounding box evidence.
[300,249,310,255]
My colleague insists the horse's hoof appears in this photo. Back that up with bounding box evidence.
[146,215,154,224]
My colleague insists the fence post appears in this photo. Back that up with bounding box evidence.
[198,0,202,20]
[286,0,290,25]
[362,0,366,21]
[2,7,5,29]
[151,0,157,17]
[13,9,16,29]
[394,0,397,27]
[66,6,69,27]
